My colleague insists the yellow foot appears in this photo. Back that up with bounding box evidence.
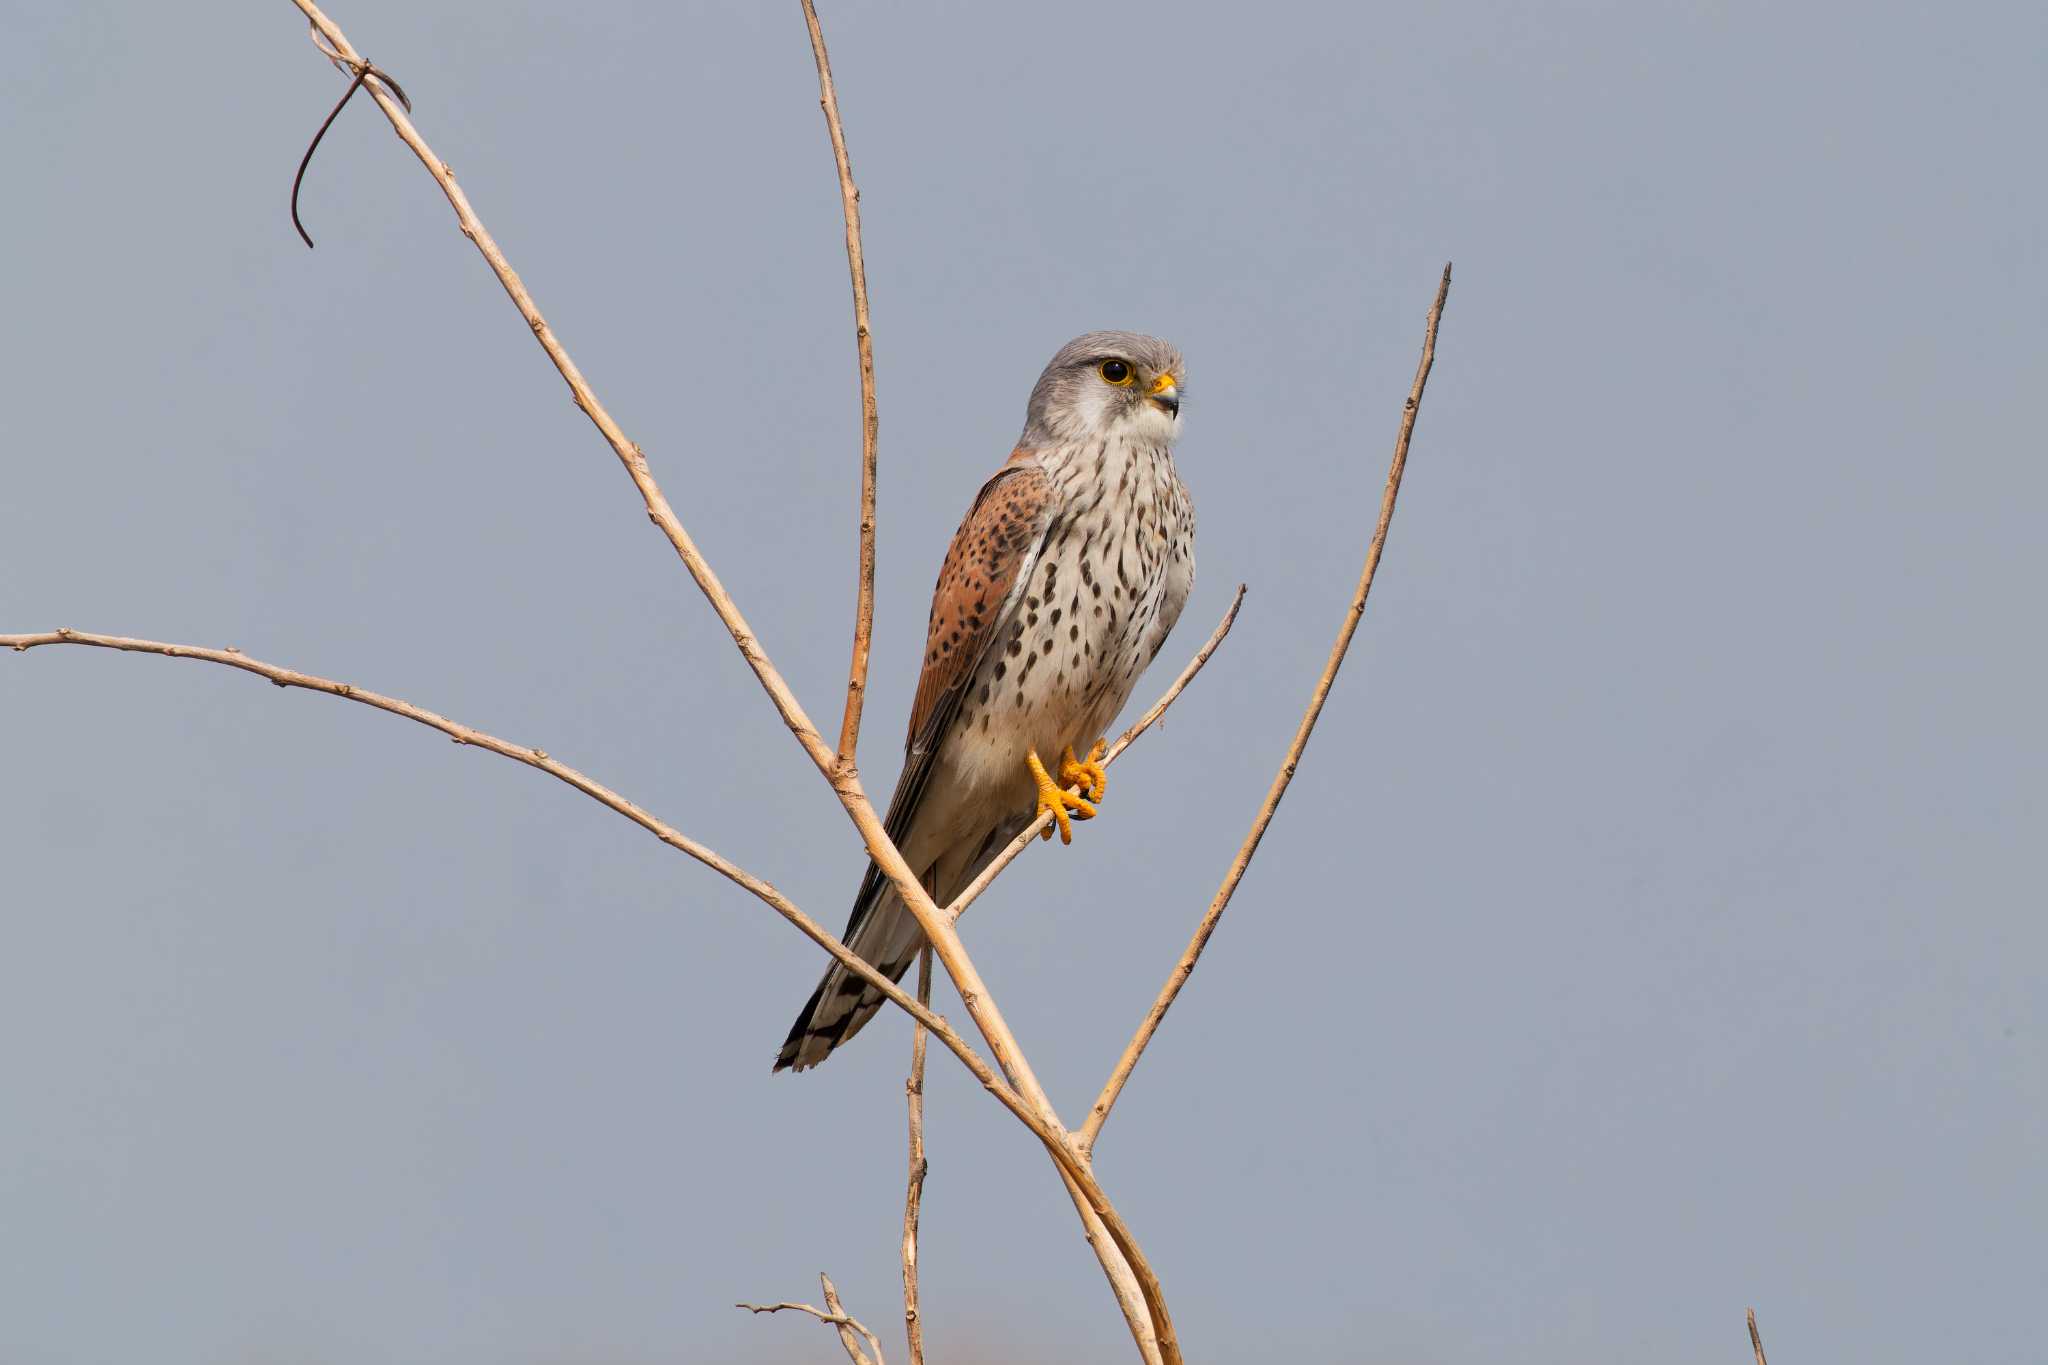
[1027,747,1097,844]
[1060,739,1109,804]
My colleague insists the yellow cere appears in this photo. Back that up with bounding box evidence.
[1149,371,1177,394]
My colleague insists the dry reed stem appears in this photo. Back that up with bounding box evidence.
[1079,264,1452,1153]
[945,586,1246,923]
[284,8,1174,1356]
[1747,1309,1768,1365]
[902,947,932,1365]
[739,1276,886,1365]
[798,0,881,772]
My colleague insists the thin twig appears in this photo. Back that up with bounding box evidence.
[798,0,881,773]
[739,1277,886,1365]
[945,586,1246,923]
[1079,264,1452,1154]
[902,947,931,1365]
[1748,1308,1769,1365]
[281,10,1174,1359]
[0,629,1026,1130]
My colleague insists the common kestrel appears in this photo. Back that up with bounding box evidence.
[776,332,1195,1072]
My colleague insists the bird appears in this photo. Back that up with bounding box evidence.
[776,331,1196,1072]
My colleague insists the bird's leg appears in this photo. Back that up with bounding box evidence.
[1060,739,1109,804]
[1027,748,1097,844]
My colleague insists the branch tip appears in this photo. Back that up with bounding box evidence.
[1080,266,1450,1151]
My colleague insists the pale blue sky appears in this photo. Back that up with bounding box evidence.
[3,2,2042,1361]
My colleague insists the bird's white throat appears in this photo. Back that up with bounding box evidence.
[1057,382,1182,447]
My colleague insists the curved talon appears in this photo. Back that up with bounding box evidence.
[1060,739,1109,804]
[1027,748,1097,844]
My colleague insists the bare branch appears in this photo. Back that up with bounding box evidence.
[902,947,932,1365]
[1079,264,1453,1154]
[1748,1309,1769,1365]
[0,629,1030,1134]
[945,586,1247,923]
[280,9,1175,1357]
[5,629,1168,1352]
[798,0,881,772]
[740,1276,886,1365]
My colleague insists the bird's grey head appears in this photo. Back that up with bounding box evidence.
[1019,330,1185,448]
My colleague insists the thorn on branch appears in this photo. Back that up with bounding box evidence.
[290,58,411,249]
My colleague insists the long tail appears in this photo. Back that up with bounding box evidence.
[774,818,1028,1072]
[774,867,927,1072]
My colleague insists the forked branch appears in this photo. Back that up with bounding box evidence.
[282,6,1179,1356]
[740,1274,887,1365]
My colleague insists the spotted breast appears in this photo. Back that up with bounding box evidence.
[946,433,1195,810]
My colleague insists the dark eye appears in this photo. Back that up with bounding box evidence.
[1098,359,1134,386]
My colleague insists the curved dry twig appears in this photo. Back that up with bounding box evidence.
[798,0,881,772]
[740,1274,886,1365]
[292,30,412,249]
[945,586,1246,923]
[290,61,369,248]
[1078,265,1452,1154]
[0,629,1029,1130]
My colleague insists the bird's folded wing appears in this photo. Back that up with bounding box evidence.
[844,454,1055,927]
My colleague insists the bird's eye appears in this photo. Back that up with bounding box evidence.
[1098,359,1134,386]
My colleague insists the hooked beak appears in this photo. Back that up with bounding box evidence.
[1149,372,1180,416]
